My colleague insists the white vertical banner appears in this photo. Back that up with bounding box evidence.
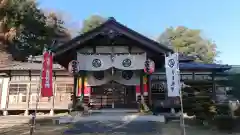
[165,53,180,97]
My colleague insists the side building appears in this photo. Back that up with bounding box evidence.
[0,56,73,116]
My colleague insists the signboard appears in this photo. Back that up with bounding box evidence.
[165,53,180,97]
[41,51,53,97]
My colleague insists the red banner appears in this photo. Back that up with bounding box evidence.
[41,51,53,97]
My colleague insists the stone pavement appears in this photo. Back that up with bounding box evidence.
[0,116,31,129]
[0,115,230,135]
[64,121,163,135]
[62,111,165,134]
[0,115,164,135]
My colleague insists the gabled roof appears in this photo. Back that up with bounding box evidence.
[53,17,173,57]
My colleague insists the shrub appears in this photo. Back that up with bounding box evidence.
[234,106,240,116]
[214,115,235,131]
[216,103,230,115]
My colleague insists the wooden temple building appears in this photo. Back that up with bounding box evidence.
[0,18,232,115]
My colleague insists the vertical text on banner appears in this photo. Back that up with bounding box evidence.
[165,53,180,97]
[41,51,53,97]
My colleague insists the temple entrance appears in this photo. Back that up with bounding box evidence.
[90,82,137,109]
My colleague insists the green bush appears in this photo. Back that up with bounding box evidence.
[234,106,240,116]
[216,103,230,115]
[214,115,235,131]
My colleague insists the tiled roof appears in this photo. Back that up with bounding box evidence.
[156,62,231,72]
[0,61,65,71]
[224,65,240,74]
[179,62,231,71]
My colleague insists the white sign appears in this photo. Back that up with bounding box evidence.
[165,53,180,97]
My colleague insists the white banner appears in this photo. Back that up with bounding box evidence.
[165,53,180,97]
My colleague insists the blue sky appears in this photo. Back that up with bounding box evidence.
[38,0,240,65]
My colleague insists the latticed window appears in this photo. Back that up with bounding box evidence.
[56,84,73,93]
[29,83,50,103]
[55,83,73,102]
[8,84,27,103]
[30,83,39,94]
[29,83,38,103]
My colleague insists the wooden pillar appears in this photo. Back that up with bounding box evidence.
[81,72,85,98]
[25,70,31,116]
[140,71,144,97]
[72,51,78,108]
[50,71,56,115]
[73,75,77,108]
[4,70,11,116]
[27,71,31,109]
[148,74,152,106]
[212,72,216,101]
[192,72,195,80]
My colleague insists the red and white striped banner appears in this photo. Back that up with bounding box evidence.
[41,50,53,97]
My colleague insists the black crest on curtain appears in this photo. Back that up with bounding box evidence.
[93,71,104,80]
[122,70,133,80]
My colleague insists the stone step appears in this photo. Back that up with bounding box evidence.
[90,109,139,113]
[53,114,165,124]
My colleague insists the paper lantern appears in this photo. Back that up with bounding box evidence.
[144,59,155,74]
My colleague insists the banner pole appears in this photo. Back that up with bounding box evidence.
[177,52,186,135]
[30,47,46,135]
[179,73,186,135]
[35,47,47,116]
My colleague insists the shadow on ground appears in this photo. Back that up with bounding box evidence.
[64,121,162,134]
[0,117,69,135]
[1,117,240,135]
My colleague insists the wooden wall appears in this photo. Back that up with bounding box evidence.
[1,70,74,111]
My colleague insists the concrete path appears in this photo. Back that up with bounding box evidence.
[60,111,165,134]
[71,114,165,122]
[55,111,165,124]
[64,121,163,134]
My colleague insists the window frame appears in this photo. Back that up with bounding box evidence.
[8,83,28,104]
[55,82,73,102]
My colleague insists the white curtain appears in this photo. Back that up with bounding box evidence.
[77,53,146,71]
[114,70,140,85]
[113,53,146,70]
[77,53,112,71]
[85,70,141,86]
[85,71,111,86]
